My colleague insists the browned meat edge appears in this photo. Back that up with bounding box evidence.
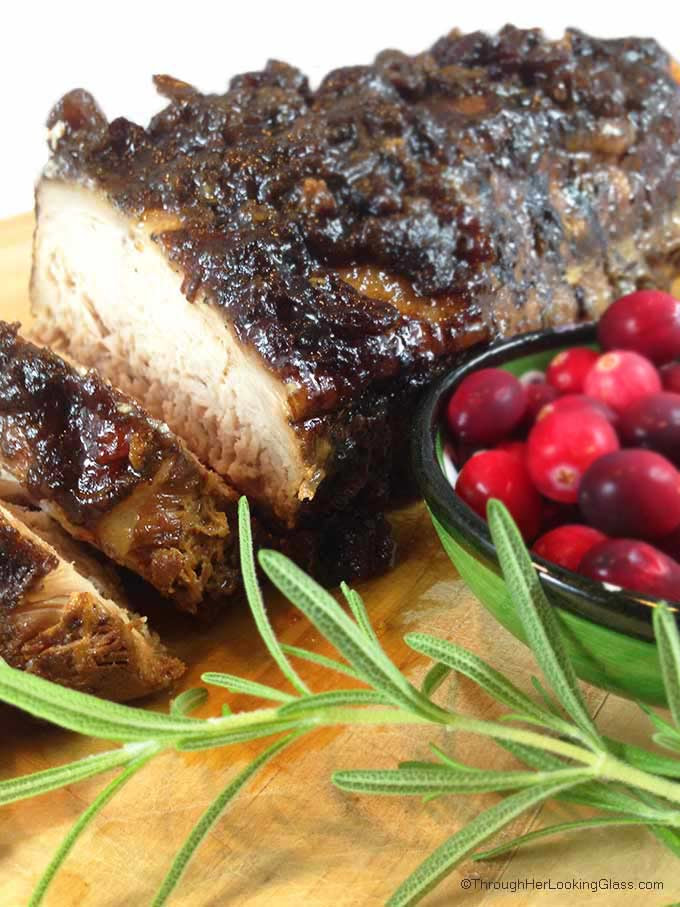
[0,503,184,701]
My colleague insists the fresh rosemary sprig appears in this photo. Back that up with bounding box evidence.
[1,496,680,906]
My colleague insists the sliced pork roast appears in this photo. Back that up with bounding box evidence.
[31,27,680,556]
[0,323,240,615]
[0,502,184,700]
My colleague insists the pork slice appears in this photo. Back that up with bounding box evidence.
[0,502,184,701]
[32,181,311,528]
[0,323,240,615]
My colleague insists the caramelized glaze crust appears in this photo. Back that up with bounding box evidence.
[46,27,680,420]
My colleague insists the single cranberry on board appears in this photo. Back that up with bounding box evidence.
[661,361,680,394]
[456,450,542,541]
[618,392,680,466]
[579,449,680,539]
[583,350,661,413]
[533,524,607,572]
[527,408,620,503]
[546,347,599,394]
[578,538,680,602]
[537,393,617,425]
[447,368,527,446]
[598,290,680,365]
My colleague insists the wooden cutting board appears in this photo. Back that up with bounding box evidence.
[0,213,676,907]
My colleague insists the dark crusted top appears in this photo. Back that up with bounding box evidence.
[0,518,56,611]
[46,26,680,417]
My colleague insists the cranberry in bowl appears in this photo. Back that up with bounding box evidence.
[412,317,680,706]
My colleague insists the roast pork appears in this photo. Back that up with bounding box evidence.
[30,26,680,555]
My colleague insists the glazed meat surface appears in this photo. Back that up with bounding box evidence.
[32,26,680,533]
[0,323,240,614]
[0,502,184,700]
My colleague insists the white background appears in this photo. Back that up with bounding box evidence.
[2,0,679,218]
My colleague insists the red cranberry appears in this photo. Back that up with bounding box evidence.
[527,408,620,503]
[578,539,680,601]
[447,368,527,446]
[546,347,599,394]
[537,394,617,425]
[658,525,680,563]
[618,392,680,466]
[495,440,527,462]
[579,449,680,539]
[540,499,581,533]
[583,350,661,413]
[533,524,607,572]
[661,361,680,393]
[451,440,481,468]
[456,450,542,541]
[598,290,680,365]
[525,379,559,422]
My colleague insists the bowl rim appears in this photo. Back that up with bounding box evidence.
[412,322,677,643]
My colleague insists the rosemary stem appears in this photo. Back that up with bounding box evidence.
[187,704,597,764]
[189,702,598,767]
[443,715,599,764]
[600,754,680,807]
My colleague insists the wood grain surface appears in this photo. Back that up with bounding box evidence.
[0,213,677,907]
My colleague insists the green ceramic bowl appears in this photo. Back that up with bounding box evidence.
[412,323,676,706]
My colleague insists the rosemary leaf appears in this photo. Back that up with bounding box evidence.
[170,688,208,716]
[29,748,157,907]
[652,602,680,728]
[650,826,680,859]
[334,765,568,796]
[427,744,491,776]
[259,549,444,721]
[277,689,391,716]
[340,581,380,645]
[0,744,147,806]
[238,497,309,696]
[0,659,199,742]
[472,816,673,862]
[387,769,594,907]
[531,676,564,717]
[152,733,300,906]
[176,717,308,752]
[639,701,679,736]
[486,500,600,747]
[405,633,566,732]
[635,792,680,858]
[420,662,452,698]
[280,643,361,680]
[652,733,680,754]
[201,673,296,704]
